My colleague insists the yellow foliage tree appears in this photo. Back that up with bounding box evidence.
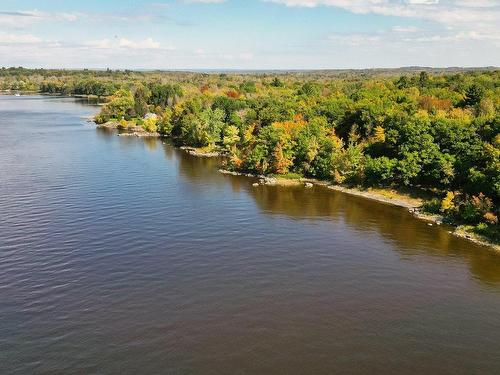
[441,191,456,212]
[371,125,385,144]
[272,142,293,174]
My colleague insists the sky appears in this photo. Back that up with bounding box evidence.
[0,0,499,69]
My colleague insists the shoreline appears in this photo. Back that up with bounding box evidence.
[217,168,499,251]
[1,90,107,99]
[94,121,499,251]
[97,121,160,137]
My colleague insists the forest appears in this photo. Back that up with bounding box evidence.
[2,67,499,242]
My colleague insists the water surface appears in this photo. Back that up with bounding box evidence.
[1,95,500,374]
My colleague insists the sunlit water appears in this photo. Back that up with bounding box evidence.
[1,95,500,374]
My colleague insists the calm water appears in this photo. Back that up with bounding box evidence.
[1,95,500,374]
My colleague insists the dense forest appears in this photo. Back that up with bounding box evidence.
[2,67,499,242]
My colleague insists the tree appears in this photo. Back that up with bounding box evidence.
[270,77,284,87]
[133,84,150,118]
[463,83,485,108]
[223,125,240,149]
[299,81,320,97]
[105,89,134,120]
[158,108,173,136]
[365,156,397,185]
[239,81,256,94]
[418,71,429,87]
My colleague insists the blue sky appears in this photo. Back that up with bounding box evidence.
[0,0,498,69]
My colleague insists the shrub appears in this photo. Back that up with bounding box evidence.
[142,117,158,133]
[365,156,397,186]
[422,198,441,214]
[484,212,499,225]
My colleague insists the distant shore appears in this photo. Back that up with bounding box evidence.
[0,90,108,102]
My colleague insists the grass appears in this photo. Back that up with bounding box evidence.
[472,223,500,244]
[269,172,303,180]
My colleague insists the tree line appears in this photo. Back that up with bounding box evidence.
[2,67,498,241]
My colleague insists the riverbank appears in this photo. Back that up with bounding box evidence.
[217,168,499,251]
[97,120,159,137]
[94,122,499,251]
[1,90,108,100]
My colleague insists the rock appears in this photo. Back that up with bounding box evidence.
[252,183,259,187]
[427,223,433,226]
[262,177,277,185]
[304,182,313,188]
[257,177,279,185]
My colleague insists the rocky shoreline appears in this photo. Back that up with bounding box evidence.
[218,169,499,251]
[179,146,221,158]
[97,121,159,137]
[95,121,498,251]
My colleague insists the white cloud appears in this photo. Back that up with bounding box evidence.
[0,33,42,44]
[0,8,166,30]
[0,10,80,28]
[265,0,500,59]
[406,0,438,4]
[264,0,500,35]
[184,0,226,3]
[328,33,381,46]
[392,25,421,33]
[0,1,497,69]
[119,37,161,49]
[86,37,163,50]
[455,0,498,7]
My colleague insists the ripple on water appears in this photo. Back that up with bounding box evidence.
[1,95,500,375]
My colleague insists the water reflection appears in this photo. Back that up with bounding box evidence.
[90,129,500,286]
[167,143,500,286]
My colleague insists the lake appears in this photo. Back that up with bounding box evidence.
[1,95,500,374]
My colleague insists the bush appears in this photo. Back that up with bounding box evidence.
[473,222,500,242]
[422,198,441,214]
[142,117,158,133]
[365,156,397,186]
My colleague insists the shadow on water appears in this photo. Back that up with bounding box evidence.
[166,142,500,286]
[93,126,500,286]
[250,184,500,285]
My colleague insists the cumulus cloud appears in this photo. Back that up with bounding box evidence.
[119,37,161,49]
[85,37,166,50]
